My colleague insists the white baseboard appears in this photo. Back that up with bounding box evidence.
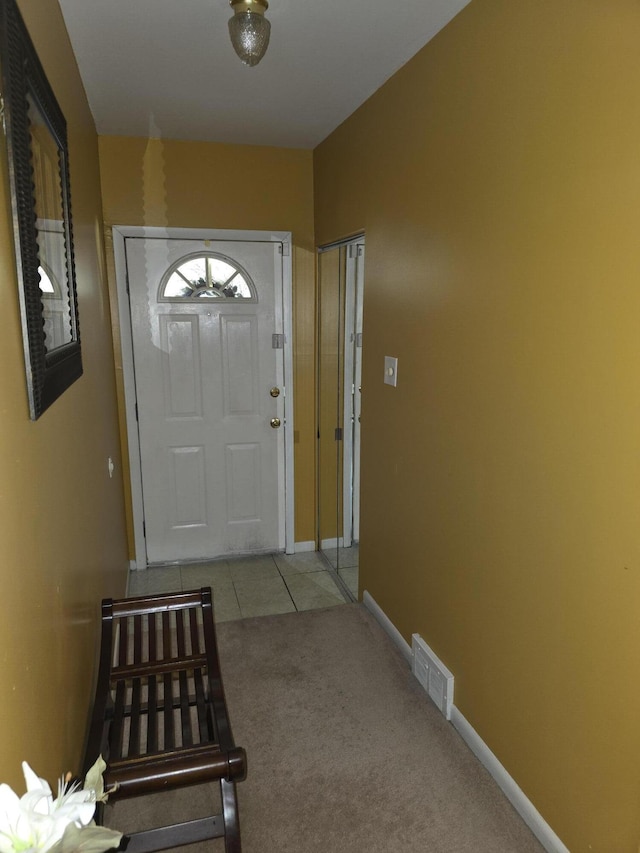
[450,708,569,853]
[294,540,316,553]
[361,590,568,853]
[319,536,345,549]
[362,590,412,665]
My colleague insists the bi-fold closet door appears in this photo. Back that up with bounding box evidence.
[317,237,364,590]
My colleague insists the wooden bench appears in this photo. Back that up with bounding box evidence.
[83,587,247,853]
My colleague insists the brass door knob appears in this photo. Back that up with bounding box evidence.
[270,387,280,398]
[270,418,281,429]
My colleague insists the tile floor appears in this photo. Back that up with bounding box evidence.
[127,550,355,623]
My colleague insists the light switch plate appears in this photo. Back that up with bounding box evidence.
[384,356,398,387]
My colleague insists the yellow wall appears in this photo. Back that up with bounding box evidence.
[0,0,128,789]
[98,136,317,548]
[315,1,640,850]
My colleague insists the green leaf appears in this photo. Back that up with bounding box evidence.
[83,756,109,803]
[49,822,122,853]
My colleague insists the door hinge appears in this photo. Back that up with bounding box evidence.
[335,427,343,441]
[142,520,146,537]
[279,242,290,257]
[356,332,363,348]
[0,94,6,135]
[272,333,284,349]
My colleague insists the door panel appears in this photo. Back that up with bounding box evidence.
[221,315,259,415]
[170,445,207,526]
[126,236,284,564]
[226,442,261,518]
[161,315,203,417]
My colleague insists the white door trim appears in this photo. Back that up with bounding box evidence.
[112,225,295,568]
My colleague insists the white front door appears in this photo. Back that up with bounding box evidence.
[125,235,286,565]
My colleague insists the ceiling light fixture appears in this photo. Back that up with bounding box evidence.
[228,0,271,67]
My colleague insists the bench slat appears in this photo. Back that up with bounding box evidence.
[111,683,125,760]
[188,607,200,655]
[147,673,158,755]
[162,672,174,751]
[147,612,158,755]
[188,608,210,742]
[122,815,224,853]
[193,667,209,743]
[175,611,192,747]
[111,653,207,680]
[130,676,142,757]
[134,613,142,665]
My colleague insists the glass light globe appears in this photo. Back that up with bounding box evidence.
[228,10,271,67]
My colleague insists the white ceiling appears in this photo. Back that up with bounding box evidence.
[58,0,471,150]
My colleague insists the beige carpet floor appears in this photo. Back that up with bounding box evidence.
[106,603,544,852]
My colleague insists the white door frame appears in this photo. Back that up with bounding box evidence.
[112,225,295,569]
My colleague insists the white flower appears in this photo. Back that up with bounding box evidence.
[0,760,121,853]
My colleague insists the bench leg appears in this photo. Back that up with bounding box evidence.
[221,778,241,853]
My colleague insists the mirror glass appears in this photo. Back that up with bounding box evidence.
[28,92,74,351]
[317,238,364,599]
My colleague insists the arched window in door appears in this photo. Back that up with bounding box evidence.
[159,252,257,302]
[38,264,57,294]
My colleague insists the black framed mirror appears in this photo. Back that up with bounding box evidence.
[0,0,81,420]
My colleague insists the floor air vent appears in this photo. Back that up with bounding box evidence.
[411,634,454,720]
